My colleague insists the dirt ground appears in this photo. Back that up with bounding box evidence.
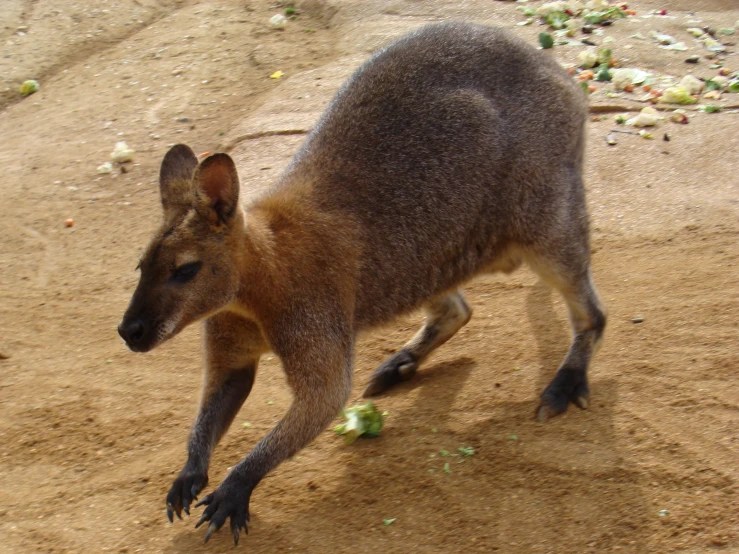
[1,0,738,552]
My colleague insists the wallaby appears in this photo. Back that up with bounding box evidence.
[118,21,606,545]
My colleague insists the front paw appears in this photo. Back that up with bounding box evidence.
[166,469,208,522]
[195,478,252,545]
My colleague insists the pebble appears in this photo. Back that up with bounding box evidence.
[632,317,644,324]
[685,56,700,64]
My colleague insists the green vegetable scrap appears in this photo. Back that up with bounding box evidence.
[285,7,296,16]
[659,86,698,105]
[458,446,475,457]
[545,11,570,30]
[582,6,626,25]
[383,518,397,526]
[539,33,555,50]
[596,48,612,66]
[595,65,612,82]
[20,80,39,96]
[443,462,452,474]
[705,79,721,92]
[729,80,739,93]
[334,402,385,444]
[700,105,722,113]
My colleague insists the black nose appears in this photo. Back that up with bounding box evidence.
[118,319,146,345]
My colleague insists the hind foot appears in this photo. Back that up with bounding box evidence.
[362,349,418,397]
[536,367,589,422]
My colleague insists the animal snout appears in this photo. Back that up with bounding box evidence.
[118,318,146,348]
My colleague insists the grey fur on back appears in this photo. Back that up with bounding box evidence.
[274,22,589,327]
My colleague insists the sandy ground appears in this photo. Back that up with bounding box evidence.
[1,0,738,552]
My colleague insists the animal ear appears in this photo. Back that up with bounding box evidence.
[159,144,198,213]
[194,153,240,224]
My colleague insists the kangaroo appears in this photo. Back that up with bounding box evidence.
[118,21,606,545]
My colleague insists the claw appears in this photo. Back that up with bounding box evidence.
[166,505,174,524]
[204,522,217,543]
[195,495,210,509]
[195,512,209,529]
[536,404,551,423]
[191,484,199,500]
[232,520,248,545]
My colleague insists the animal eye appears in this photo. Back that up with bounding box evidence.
[171,261,202,283]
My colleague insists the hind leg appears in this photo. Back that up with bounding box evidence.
[525,250,606,422]
[363,290,472,397]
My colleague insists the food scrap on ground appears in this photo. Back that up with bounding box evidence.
[626,106,659,127]
[539,32,555,49]
[334,402,386,444]
[659,86,698,104]
[110,142,135,163]
[536,0,738,122]
[269,14,287,30]
[20,80,40,96]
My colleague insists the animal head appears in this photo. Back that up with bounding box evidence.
[118,144,244,352]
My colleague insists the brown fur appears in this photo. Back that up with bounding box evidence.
[118,22,605,545]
